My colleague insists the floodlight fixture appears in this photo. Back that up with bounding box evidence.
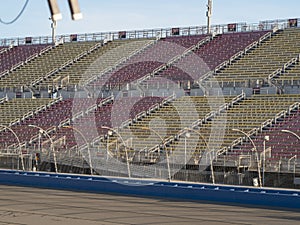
[68,0,83,20]
[47,0,62,21]
[47,0,82,21]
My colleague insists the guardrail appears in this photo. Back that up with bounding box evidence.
[288,102,300,114]
[70,95,114,125]
[0,96,8,104]
[0,24,223,47]
[2,18,298,47]
[0,47,8,54]
[268,55,300,81]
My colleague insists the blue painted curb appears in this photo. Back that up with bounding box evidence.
[0,170,299,210]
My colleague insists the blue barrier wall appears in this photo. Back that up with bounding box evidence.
[0,170,299,210]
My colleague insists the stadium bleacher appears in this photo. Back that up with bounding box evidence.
[89,35,208,90]
[0,44,51,75]
[225,103,300,170]
[0,41,98,88]
[207,28,300,88]
[0,18,300,187]
[277,56,300,86]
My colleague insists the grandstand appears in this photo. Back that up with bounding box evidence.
[0,18,300,189]
[206,28,300,88]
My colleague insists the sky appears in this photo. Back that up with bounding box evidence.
[0,0,299,39]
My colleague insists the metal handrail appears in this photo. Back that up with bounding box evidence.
[268,55,300,80]
[83,39,156,86]
[0,96,8,104]
[30,41,104,87]
[0,45,56,80]
[0,47,9,54]
[229,101,299,152]
[137,36,213,85]
[1,18,298,47]
[199,30,274,83]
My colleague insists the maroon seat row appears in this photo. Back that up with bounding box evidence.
[0,96,164,151]
[90,31,269,89]
[229,109,300,161]
[0,44,51,73]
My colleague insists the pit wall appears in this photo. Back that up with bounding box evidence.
[0,170,299,210]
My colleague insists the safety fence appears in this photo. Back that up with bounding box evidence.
[1,18,299,46]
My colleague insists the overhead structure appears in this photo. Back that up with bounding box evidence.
[47,0,82,43]
[68,0,83,21]
[47,0,62,21]
[206,0,213,34]
[47,0,82,21]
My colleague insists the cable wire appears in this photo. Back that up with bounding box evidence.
[0,0,30,25]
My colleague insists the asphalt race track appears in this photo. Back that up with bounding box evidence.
[0,185,299,225]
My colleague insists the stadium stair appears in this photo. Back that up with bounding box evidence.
[105,94,243,165]
[207,28,300,88]
[138,30,272,91]
[39,39,157,89]
[213,94,300,173]
[0,97,60,128]
[0,41,100,89]
[0,44,53,77]
[275,55,300,87]
[137,35,211,90]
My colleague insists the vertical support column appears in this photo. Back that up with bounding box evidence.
[207,0,213,34]
[51,19,57,44]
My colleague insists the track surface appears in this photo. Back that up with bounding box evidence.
[0,185,299,225]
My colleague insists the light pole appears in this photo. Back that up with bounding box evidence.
[140,126,171,182]
[0,125,25,171]
[232,128,262,188]
[184,132,191,170]
[206,0,213,34]
[51,19,57,44]
[47,0,82,43]
[182,128,213,184]
[282,129,300,141]
[281,129,299,172]
[262,135,269,187]
[107,130,113,161]
[101,126,131,178]
[184,132,190,181]
[29,125,58,173]
[63,126,93,176]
